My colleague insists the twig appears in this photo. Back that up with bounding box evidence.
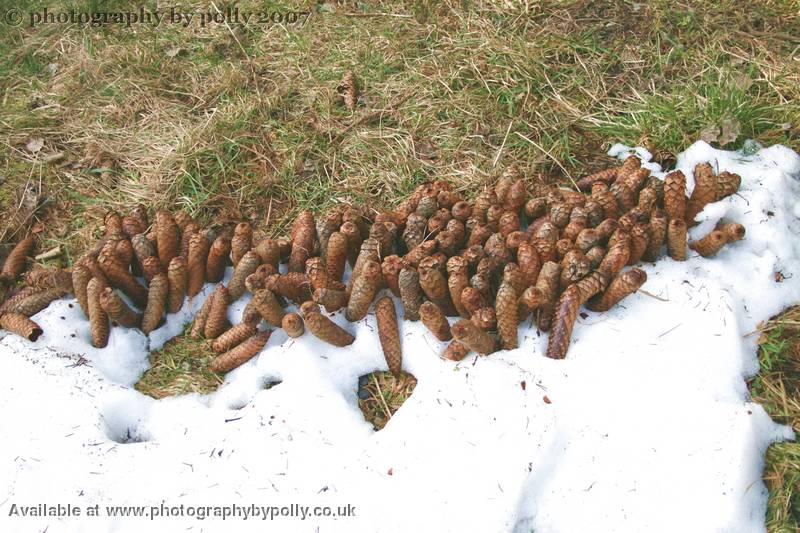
[371,375,393,422]
[34,246,61,261]
[638,289,668,302]
[492,120,513,168]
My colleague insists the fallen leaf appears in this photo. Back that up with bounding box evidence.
[26,137,44,153]
[543,395,551,404]
[699,124,719,144]
[718,118,741,147]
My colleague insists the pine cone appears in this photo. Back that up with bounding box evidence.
[131,233,155,266]
[599,238,631,276]
[628,224,649,265]
[155,210,179,269]
[643,209,667,262]
[381,255,406,297]
[7,287,67,317]
[340,221,363,267]
[211,322,257,353]
[575,269,611,304]
[533,261,562,331]
[97,255,148,307]
[451,319,496,355]
[337,70,358,111]
[689,230,727,257]
[253,238,280,269]
[121,216,145,238]
[71,264,92,318]
[545,284,581,359]
[166,257,187,313]
[204,284,230,339]
[141,273,168,335]
[442,340,470,361]
[305,257,329,292]
[179,222,200,260]
[663,170,686,221]
[265,273,312,304]
[231,222,253,266]
[282,312,304,338]
[86,277,110,348]
[345,260,381,322]
[252,289,286,327]
[587,268,647,312]
[301,308,354,347]
[452,201,473,221]
[495,281,518,350]
[190,291,215,339]
[228,250,261,301]
[419,301,452,341]
[141,256,162,283]
[100,287,142,328]
[610,182,636,213]
[714,171,741,201]
[0,312,43,341]
[716,222,745,243]
[313,287,348,313]
[686,162,716,225]
[206,236,231,283]
[375,297,402,376]
[289,210,315,273]
[585,245,606,269]
[666,219,687,261]
[325,232,348,282]
[398,267,423,321]
[1,236,35,284]
[210,330,271,373]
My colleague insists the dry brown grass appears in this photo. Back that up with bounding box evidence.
[357,370,418,430]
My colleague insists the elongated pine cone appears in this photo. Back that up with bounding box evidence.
[305,257,329,292]
[86,277,110,348]
[575,270,611,304]
[204,285,230,339]
[686,162,716,224]
[451,319,496,355]
[419,301,452,341]
[265,273,312,304]
[100,287,142,328]
[381,255,406,297]
[716,222,745,243]
[398,267,423,321]
[206,236,231,283]
[155,210,179,269]
[210,330,271,373]
[689,230,727,258]
[643,210,667,262]
[346,260,382,322]
[300,308,354,347]
[533,261,561,331]
[254,238,280,269]
[72,264,92,318]
[289,210,315,273]
[141,273,168,335]
[98,255,148,307]
[228,251,261,301]
[715,171,741,200]
[253,289,286,326]
[313,287,348,313]
[231,222,253,266]
[587,268,647,312]
[326,232,348,282]
[167,257,187,313]
[545,284,581,359]
[375,297,402,376]
[187,233,209,298]
[663,170,686,221]
[282,312,304,338]
[666,219,687,261]
[577,167,618,191]
[211,322,257,353]
[495,281,518,350]
[190,291,215,339]
[1,236,35,284]
[0,313,43,341]
[442,340,470,361]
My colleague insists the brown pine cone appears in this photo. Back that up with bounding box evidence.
[643,209,667,262]
[98,254,148,307]
[306,257,329,292]
[599,237,631,276]
[154,210,178,269]
[663,170,687,221]
[524,197,548,220]
[104,211,123,235]
[204,284,230,339]
[577,166,618,191]
[228,251,260,301]
[628,224,649,265]
[178,222,200,260]
[185,232,209,298]
[470,307,496,331]
[452,201,473,222]
[100,287,142,328]
[231,222,253,267]
[349,238,381,292]
[473,187,497,222]
[575,228,601,252]
[593,190,618,219]
[0,312,43,341]
[141,256,162,284]
[689,230,727,257]
[375,297,402,376]
[7,287,67,317]
[337,70,358,111]
[533,261,562,331]
[1,236,35,284]
[345,260,381,322]
[545,284,581,359]
[575,269,611,304]
[253,238,280,269]
[550,203,572,229]
[289,210,315,273]
[716,222,745,243]
[166,257,187,313]
[206,236,231,283]
[189,291,215,339]
[666,219,687,261]
[71,264,92,318]
[339,221,363,267]
[611,182,636,213]
[317,210,343,260]
[398,267,423,321]
[211,322,258,353]
[621,167,650,192]
[637,187,658,213]
[252,289,286,327]
[25,267,72,292]
[86,277,110,348]
[686,162,716,225]
[210,330,271,373]
[141,273,168,335]
[301,308,354,347]
[452,319,496,355]
[173,210,193,231]
[495,281,518,350]
[442,340,470,361]
[122,216,146,238]
[265,273,312,304]
[325,232,348,282]
[282,312,305,338]
[560,249,591,288]
[419,301,452,341]
[585,245,606,269]
[131,234,155,267]
[313,287,348,313]
[381,255,406,297]
[587,268,647,312]
[498,211,521,237]
[715,171,741,201]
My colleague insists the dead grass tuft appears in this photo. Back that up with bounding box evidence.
[135,334,222,399]
[357,370,417,430]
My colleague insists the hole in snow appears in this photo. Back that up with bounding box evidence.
[357,371,417,430]
[227,379,282,410]
[100,392,153,444]
[135,335,222,399]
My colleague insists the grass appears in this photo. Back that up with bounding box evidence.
[750,307,800,531]
[0,0,798,528]
[135,334,222,399]
[357,370,418,430]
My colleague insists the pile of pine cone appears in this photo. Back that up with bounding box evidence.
[0,155,746,375]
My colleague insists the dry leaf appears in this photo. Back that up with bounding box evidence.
[719,118,741,147]
[26,137,44,153]
[699,124,719,144]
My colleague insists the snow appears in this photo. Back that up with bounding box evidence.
[1,140,798,533]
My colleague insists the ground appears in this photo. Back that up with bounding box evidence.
[0,0,798,529]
